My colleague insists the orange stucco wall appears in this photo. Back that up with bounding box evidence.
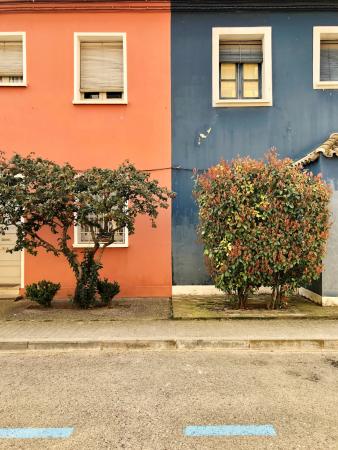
[0,10,171,297]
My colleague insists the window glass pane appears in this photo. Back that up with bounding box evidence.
[9,76,23,83]
[243,81,259,98]
[243,63,259,80]
[84,92,100,99]
[79,215,125,245]
[106,92,123,99]
[221,81,237,98]
[221,63,236,80]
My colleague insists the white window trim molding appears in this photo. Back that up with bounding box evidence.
[313,26,338,90]
[212,27,272,107]
[20,249,24,288]
[73,224,129,248]
[0,32,27,87]
[172,285,273,296]
[73,32,128,105]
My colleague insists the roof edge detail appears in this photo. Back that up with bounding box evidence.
[0,0,170,13]
[171,0,338,11]
[295,133,338,167]
[1,0,338,13]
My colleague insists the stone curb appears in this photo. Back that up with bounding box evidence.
[0,339,338,352]
[173,315,338,321]
[3,315,338,323]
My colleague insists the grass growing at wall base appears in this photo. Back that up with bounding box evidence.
[172,294,338,319]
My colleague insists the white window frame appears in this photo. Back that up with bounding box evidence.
[212,27,272,107]
[313,26,338,90]
[73,32,128,105]
[73,222,128,248]
[0,32,26,87]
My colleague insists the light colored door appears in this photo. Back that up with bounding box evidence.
[0,226,21,285]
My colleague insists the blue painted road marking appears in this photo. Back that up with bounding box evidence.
[184,425,277,437]
[0,428,74,439]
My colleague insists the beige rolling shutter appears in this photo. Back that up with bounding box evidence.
[320,41,338,81]
[80,41,123,93]
[0,41,23,77]
[219,40,263,63]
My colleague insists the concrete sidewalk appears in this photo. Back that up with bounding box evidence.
[0,319,338,352]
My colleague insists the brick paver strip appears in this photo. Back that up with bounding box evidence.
[0,320,337,351]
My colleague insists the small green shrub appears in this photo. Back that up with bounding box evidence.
[26,280,61,307]
[97,278,120,306]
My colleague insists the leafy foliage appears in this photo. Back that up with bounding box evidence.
[0,153,173,308]
[195,151,331,309]
[26,280,60,307]
[97,278,120,306]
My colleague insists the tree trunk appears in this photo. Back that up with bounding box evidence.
[268,287,276,310]
[275,285,283,310]
[237,288,248,309]
[73,250,102,309]
[269,285,282,310]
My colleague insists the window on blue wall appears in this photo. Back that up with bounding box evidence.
[219,41,262,99]
[320,40,338,82]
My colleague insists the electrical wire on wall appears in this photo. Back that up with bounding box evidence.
[140,166,207,173]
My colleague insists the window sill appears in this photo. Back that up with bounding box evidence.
[73,98,128,105]
[313,81,338,90]
[73,243,128,248]
[0,83,27,87]
[213,98,272,108]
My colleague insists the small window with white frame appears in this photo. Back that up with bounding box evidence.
[74,32,127,104]
[313,26,338,89]
[212,27,272,107]
[0,32,26,86]
[74,215,128,248]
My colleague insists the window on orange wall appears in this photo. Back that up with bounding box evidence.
[74,33,127,105]
[74,214,128,248]
[0,33,26,87]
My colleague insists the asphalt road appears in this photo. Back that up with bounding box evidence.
[0,350,337,449]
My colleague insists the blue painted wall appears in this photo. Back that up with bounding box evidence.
[171,11,338,285]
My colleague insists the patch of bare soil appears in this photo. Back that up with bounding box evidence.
[2,298,171,321]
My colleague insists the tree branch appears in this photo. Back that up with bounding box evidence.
[59,224,80,278]
[29,232,59,255]
[96,225,125,263]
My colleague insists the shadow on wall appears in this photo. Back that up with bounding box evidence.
[305,157,338,298]
[172,169,211,285]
